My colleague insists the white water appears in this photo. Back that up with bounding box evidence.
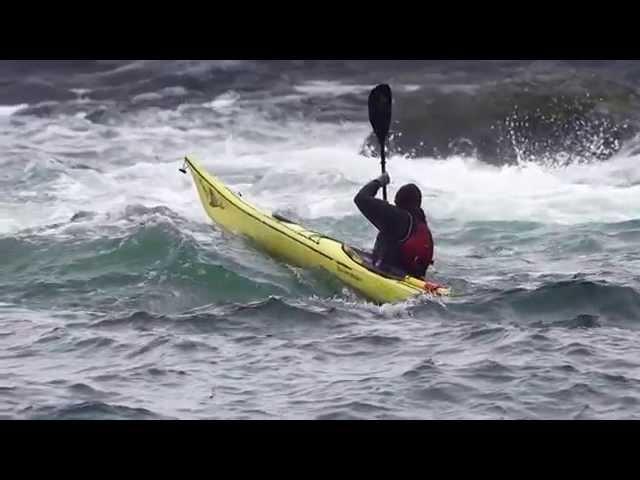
[3,90,640,237]
[0,104,28,116]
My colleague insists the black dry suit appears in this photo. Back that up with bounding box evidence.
[354,180,434,278]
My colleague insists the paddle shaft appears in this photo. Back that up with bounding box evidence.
[380,145,388,201]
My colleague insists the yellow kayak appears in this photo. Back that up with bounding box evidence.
[184,156,450,304]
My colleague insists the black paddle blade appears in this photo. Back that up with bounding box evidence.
[368,84,392,147]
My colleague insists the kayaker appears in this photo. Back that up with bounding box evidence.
[354,172,434,278]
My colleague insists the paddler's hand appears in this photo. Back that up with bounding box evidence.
[374,172,390,187]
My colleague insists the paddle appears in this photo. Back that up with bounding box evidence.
[368,84,392,202]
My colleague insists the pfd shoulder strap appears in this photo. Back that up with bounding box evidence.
[399,211,413,244]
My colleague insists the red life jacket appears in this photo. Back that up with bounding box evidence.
[399,215,434,276]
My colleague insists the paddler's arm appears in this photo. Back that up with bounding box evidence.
[354,174,411,241]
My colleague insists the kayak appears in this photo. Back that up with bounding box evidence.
[183,156,450,304]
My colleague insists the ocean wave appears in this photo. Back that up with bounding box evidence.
[0,209,314,312]
[28,401,165,420]
[441,279,640,328]
[7,60,640,168]
[363,79,639,165]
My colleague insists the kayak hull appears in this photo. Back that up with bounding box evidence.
[185,156,449,304]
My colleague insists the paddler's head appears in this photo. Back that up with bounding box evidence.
[394,183,422,211]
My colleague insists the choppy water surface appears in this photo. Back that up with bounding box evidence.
[2,60,640,419]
